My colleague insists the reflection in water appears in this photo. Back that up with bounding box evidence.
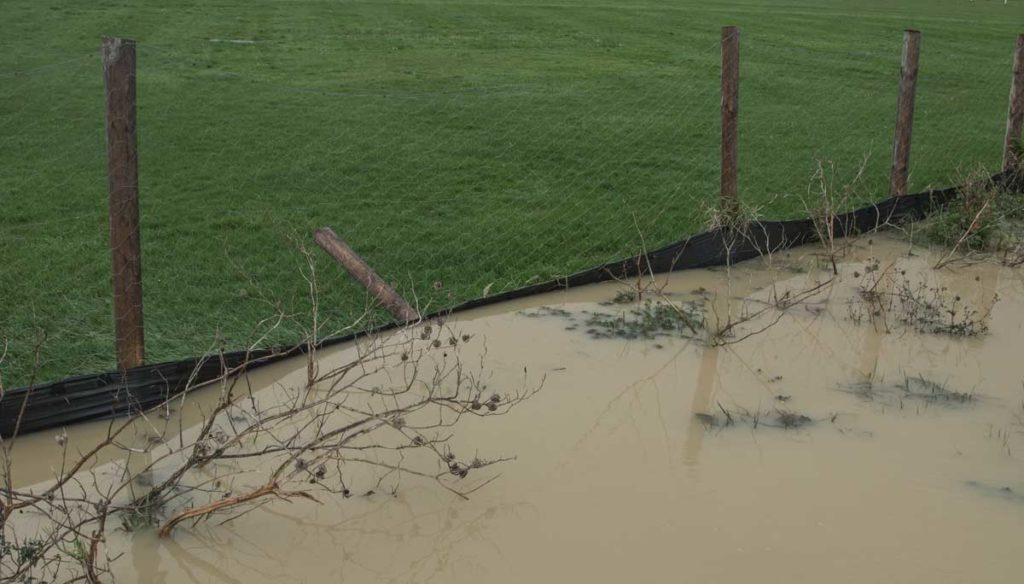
[152,494,528,584]
[683,346,719,468]
[161,536,246,584]
[857,325,883,383]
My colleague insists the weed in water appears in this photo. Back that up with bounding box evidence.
[583,298,704,341]
[841,375,976,408]
[849,259,995,337]
[964,480,1024,504]
[519,306,573,319]
[918,176,1024,256]
[523,297,705,343]
[801,159,871,274]
[602,290,639,306]
[901,376,975,404]
[0,538,44,565]
[894,281,994,337]
[775,409,813,429]
[695,403,815,432]
[119,495,165,533]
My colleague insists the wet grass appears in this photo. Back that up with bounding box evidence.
[2,0,1022,386]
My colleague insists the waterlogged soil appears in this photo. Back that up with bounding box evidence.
[8,233,1024,583]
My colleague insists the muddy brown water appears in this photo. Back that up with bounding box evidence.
[7,234,1024,583]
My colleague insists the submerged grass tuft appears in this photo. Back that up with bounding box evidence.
[901,375,975,404]
[602,290,639,306]
[695,403,815,431]
[842,374,976,408]
[583,298,704,341]
[521,295,705,343]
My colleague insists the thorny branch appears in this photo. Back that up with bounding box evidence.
[0,262,541,583]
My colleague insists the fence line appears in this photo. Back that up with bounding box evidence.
[2,26,1023,384]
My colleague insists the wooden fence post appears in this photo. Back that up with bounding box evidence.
[313,228,421,323]
[889,30,921,197]
[721,26,740,219]
[1003,34,1024,172]
[103,37,145,369]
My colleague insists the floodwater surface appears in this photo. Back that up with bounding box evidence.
[7,234,1024,583]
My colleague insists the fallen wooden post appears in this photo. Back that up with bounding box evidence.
[313,227,420,323]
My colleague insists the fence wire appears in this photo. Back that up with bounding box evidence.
[0,15,1021,387]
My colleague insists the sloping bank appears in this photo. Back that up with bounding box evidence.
[3,170,1021,436]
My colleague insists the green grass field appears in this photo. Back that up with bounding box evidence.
[2,0,1022,387]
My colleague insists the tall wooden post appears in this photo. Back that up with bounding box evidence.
[1003,34,1024,172]
[889,30,921,196]
[103,37,145,369]
[721,26,740,219]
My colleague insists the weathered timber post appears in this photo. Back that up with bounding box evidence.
[889,30,921,196]
[313,228,420,323]
[721,26,741,219]
[103,37,145,369]
[1003,34,1024,172]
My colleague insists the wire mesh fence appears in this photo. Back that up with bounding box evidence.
[1,16,1021,388]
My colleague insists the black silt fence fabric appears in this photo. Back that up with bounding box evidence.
[2,171,1020,437]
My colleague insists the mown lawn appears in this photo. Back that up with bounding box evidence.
[1,0,1022,386]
